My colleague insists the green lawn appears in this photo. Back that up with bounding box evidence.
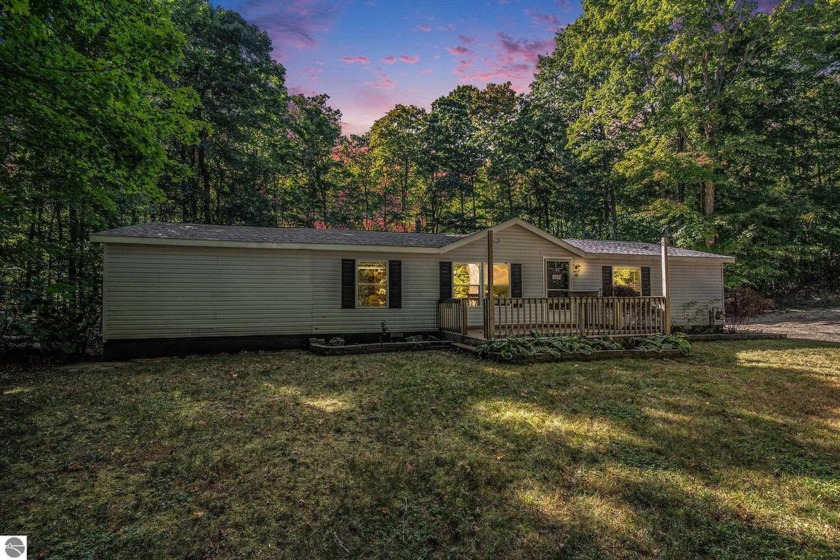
[1,340,839,559]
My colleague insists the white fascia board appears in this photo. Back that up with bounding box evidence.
[90,231,735,262]
[439,217,587,257]
[583,252,736,264]
[89,235,442,254]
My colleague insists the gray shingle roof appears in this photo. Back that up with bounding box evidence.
[93,222,733,260]
[94,222,466,248]
[563,238,731,259]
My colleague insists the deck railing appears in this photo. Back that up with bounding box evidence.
[438,299,468,335]
[484,296,667,338]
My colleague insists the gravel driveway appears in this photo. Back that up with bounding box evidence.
[739,307,840,343]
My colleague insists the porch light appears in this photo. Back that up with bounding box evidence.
[573,264,581,277]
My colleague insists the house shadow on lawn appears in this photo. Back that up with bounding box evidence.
[1,339,838,559]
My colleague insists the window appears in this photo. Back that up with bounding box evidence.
[485,263,511,298]
[453,263,510,305]
[453,263,481,306]
[613,266,641,292]
[357,261,387,307]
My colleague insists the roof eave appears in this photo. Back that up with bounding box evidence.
[439,217,587,257]
[583,252,735,263]
[89,235,444,253]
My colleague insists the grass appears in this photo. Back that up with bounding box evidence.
[1,340,839,559]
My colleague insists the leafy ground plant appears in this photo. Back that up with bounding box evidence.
[476,335,612,360]
[2,340,839,559]
[632,334,692,355]
[476,335,689,361]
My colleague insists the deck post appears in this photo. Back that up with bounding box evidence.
[460,300,468,335]
[661,233,671,334]
[486,230,495,339]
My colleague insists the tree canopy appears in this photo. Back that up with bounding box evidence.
[1,0,839,352]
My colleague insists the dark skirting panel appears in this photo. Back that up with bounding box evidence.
[104,331,440,360]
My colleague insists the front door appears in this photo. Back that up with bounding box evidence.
[546,260,570,297]
[545,260,571,324]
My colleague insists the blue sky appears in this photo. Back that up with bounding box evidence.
[216,0,583,134]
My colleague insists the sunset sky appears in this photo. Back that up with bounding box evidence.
[216,0,779,136]
[216,0,582,135]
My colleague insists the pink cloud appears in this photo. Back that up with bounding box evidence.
[458,35,475,44]
[301,66,322,84]
[416,24,432,32]
[400,54,420,64]
[454,57,475,78]
[382,55,396,64]
[342,56,370,64]
[495,32,554,63]
[420,68,432,75]
[451,32,554,92]
[235,0,339,59]
[290,86,321,97]
[447,45,475,57]
[525,8,562,27]
[369,69,395,90]
[437,23,455,31]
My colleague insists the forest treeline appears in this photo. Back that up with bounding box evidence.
[1,0,838,352]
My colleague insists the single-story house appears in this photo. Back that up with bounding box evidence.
[91,218,734,358]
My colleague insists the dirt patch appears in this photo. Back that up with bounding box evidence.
[737,307,840,343]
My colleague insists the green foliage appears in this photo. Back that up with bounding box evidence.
[158,0,292,226]
[476,334,691,360]
[476,335,622,360]
[632,334,692,355]
[2,0,839,353]
[0,0,198,354]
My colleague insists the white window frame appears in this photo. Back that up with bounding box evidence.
[452,262,511,306]
[453,262,482,307]
[357,261,388,308]
[612,265,642,293]
[485,262,511,300]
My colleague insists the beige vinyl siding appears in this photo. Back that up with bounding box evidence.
[102,223,728,339]
[104,244,314,340]
[668,261,725,326]
[104,245,446,340]
[570,256,723,326]
[310,252,441,334]
[443,224,577,326]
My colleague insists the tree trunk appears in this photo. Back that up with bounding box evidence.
[198,142,211,223]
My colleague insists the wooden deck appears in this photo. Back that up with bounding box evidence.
[441,296,668,339]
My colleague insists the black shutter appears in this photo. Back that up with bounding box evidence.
[341,259,355,308]
[511,263,523,298]
[439,262,452,301]
[388,260,402,308]
[601,266,613,293]
[641,266,651,296]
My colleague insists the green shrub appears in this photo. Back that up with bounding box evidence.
[476,333,690,361]
[633,334,691,355]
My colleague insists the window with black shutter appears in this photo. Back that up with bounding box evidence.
[341,259,356,308]
[388,260,402,308]
[439,262,452,301]
[601,265,613,294]
[511,263,522,298]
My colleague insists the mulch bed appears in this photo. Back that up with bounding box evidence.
[309,340,451,356]
[685,333,787,341]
